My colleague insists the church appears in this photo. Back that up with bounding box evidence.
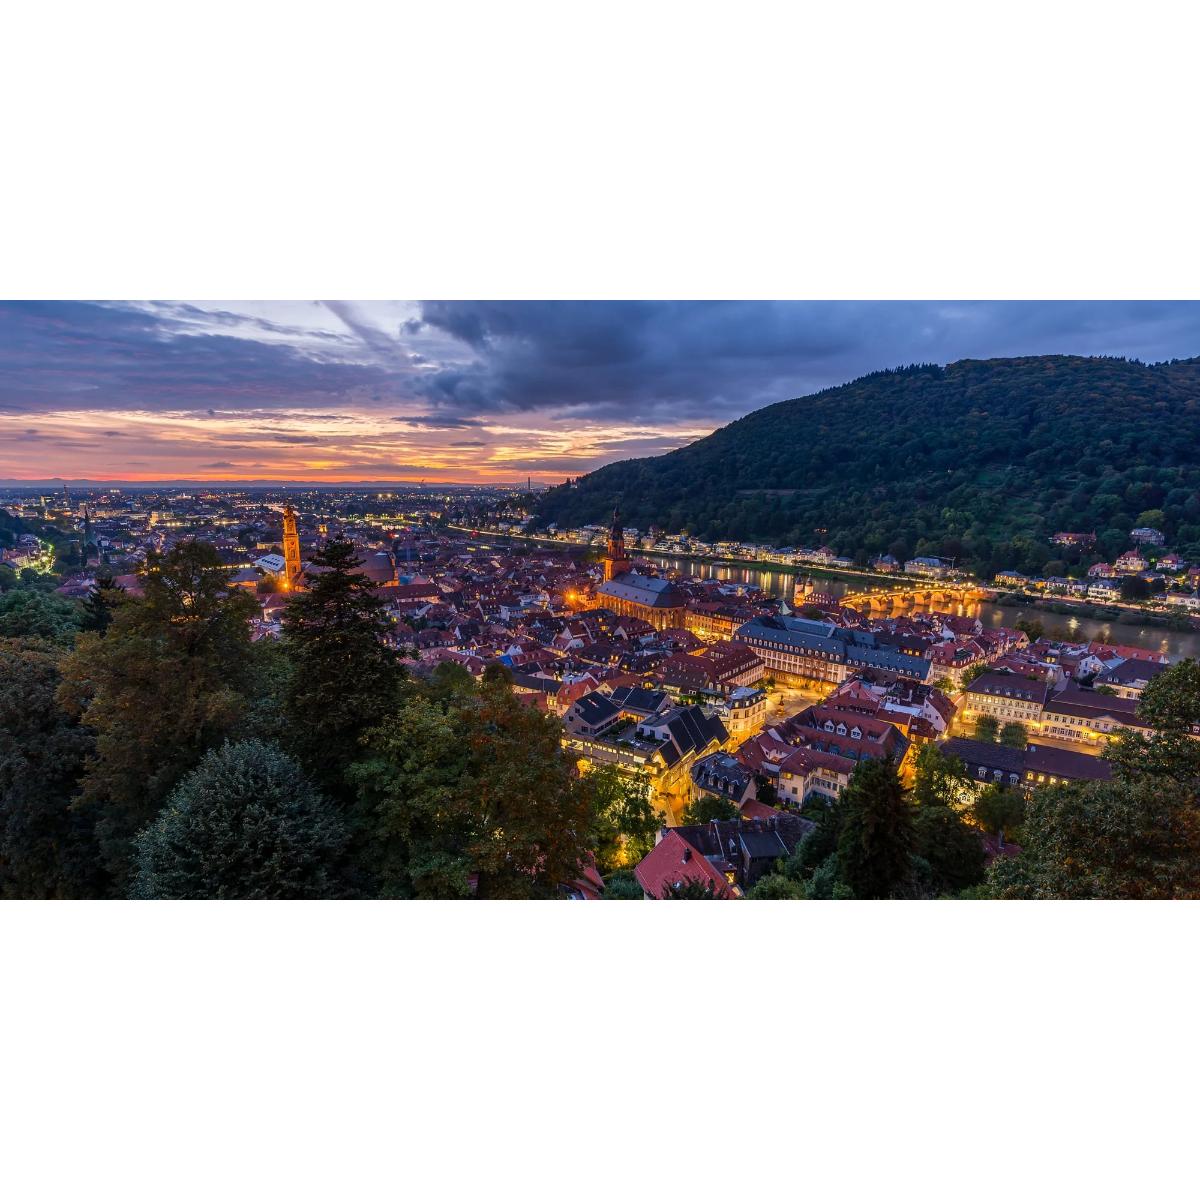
[595,506,687,630]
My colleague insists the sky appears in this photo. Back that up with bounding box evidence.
[1,300,1199,484]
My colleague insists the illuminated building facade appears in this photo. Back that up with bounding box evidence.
[282,503,302,588]
[596,505,687,630]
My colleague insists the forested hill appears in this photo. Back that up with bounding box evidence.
[535,355,1200,578]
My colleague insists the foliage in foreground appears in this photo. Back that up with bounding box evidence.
[133,739,352,900]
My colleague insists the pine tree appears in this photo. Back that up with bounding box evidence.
[280,538,405,797]
[133,739,351,899]
[79,576,124,635]
[835,757,914,899]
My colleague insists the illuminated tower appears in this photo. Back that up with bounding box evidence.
[604,504,632,582]
[282,503,302,588]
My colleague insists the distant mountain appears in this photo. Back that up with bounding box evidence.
[536,355,1200,578]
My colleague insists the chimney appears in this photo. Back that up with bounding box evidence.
[682,846,692,863]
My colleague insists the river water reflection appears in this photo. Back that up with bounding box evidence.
[645,555,1200,663]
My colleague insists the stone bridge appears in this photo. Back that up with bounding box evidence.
[839,584,994,613]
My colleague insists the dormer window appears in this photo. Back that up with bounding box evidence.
[850,727,862,740]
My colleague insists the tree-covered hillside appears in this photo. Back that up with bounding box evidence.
[536,355,1200,577]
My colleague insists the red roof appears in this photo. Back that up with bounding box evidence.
[740,798,783,820]
[634,831,736,899]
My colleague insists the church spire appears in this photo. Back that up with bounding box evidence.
[604,502,630,582]
[282,503,302,589]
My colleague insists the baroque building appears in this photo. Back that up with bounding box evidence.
[595,505,686,630]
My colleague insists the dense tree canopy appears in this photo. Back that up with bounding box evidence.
[133,739,351,899]
[0,639,106,898]
[911,744,973,809]
[680,791,740,825]
[985,778,1200,899]
[1106,659,1200,783]
[57,541,260,886]
[590,764,660,873]
[912,805,986,895]
[973,785,1026,849]
[351,677,596,898]
[0,589,82,644]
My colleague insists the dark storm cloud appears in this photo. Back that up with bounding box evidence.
[4,301,1199,434]
[411,300,1200,422]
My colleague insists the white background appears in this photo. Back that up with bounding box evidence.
[3,2,1199,1197]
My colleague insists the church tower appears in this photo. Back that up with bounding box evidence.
[282,503,302,588]
[603,504,632,582]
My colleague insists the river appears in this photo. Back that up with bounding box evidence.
[644,555,1200,663]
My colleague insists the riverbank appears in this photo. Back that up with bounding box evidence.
[992,589,1199,634]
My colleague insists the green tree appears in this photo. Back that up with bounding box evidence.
[747,873,806,899]
[911,744,972,809]
[132,740,351,899]
[985,778,1200,899]
[999,721,1028,750]
[835,757,914,899]
[57,541,259,887]
[791,803,845,879]
[680,791,740,825]
[352,684,596,898]
[1120,576,1151,602]
[973,784,1025,849]
[602,870,644,899]
[1015,617,1044,642]
[481,662,513,689]
[959,662,990,688]
[804,856,854,899]
[973,714,1000,743]
[589,764,660,872]
[0,588,82,644]
[0,639,107,898]
[79,576,124,635]
[1105,658,1200,783]
[280,538,404,796]
[912,805,985,895]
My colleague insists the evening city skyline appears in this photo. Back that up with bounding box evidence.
[2,300,1199,485]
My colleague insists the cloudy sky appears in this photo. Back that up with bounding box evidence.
[1,300,1198,483]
